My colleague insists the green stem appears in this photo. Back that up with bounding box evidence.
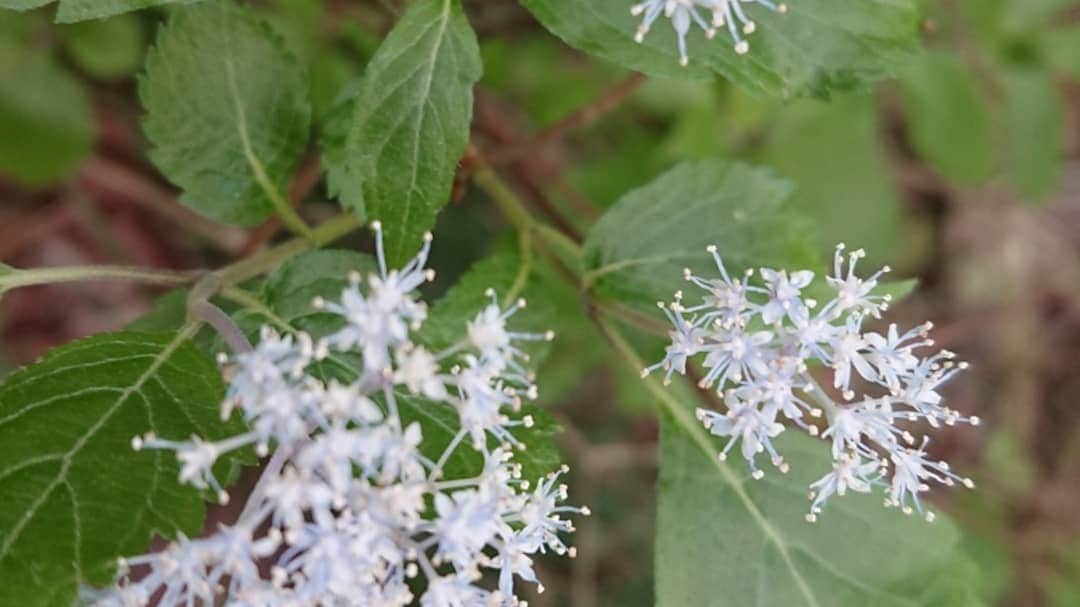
[473,166,536,233]
[0,266,200,291]
[505,230,534,303]
[534,222,582,262]
[219,286,294,333]
[216,212,362,286]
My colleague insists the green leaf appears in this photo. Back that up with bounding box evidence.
[0,330,242,605]
[755,94,922,269]
[583,160,820,311]
[60,13,145,79]
[140,1,311,225]
[417,247,554,363]
[322,0,482,265]
[0,0,203,23]
[999,68,1063,203]
[0,35,92,185]
[898,52,994,184]
[653,381,986,606]
[519,0,919,98]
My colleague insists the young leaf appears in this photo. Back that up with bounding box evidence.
[519,0,919,98]
[0,0,203,23]
[0,331,242,606]
[1000,68,1063,204]
[653,382,986,606]
[140,1,311,225]
[322,0,482,266]
[898,52,994,184]
[0,36,92,186]
[583,160,819,311]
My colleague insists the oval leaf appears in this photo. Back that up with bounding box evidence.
[140,1,311,225]
[583,160,820,310]
[322,0,482,266]
[898,52,993,184]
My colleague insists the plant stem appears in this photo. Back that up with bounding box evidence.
[472,165,536,233]
[217,212,363,286]
[0,213,362,298]
[0,265,200,291]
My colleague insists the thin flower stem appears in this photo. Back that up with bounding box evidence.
[190,299,253,353]
[219,287,294,334]
[470,163,583,291]
[472,165,536,234]
[0,265,200,291]
[800,373,842,419]
[238,445,293,523]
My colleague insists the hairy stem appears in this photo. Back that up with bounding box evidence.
[0,265,200,291]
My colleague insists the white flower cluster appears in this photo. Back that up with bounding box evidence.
[630,0,788,65]
[93,223,586,607]
[644,244,980,522]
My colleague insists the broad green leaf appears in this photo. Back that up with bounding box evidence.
[756,94,921,269]
[0,0,202,23]
[0,34,92,185]
[0,331,242,606]
[60,13,145,79]
[999,68,1063,203]
[519,0,919,98]
[140,1,311,225]
[898,52,994,184]
[322,0,482,265]
[583,160,820,311]
[653,380,985,606]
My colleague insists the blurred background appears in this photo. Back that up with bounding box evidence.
[2,1,1079,605]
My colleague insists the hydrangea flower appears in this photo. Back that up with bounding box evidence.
[93,223,586,607]
[645,244,980,522]
[630,0,789,65]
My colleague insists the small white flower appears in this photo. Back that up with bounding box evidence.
[650,244,979,520]
[760,267,814,325]
[105,225,582,606]
[631,0,788,64]
[395,344,447,399]
[807,454,882,520]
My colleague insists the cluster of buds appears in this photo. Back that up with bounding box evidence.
[631,0,788,65]
[645,244,980,522]
[93,224,585,606]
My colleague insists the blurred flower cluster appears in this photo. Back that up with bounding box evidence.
[646,244,980,522]
[630,0,788,65]
[93,225,585,607]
